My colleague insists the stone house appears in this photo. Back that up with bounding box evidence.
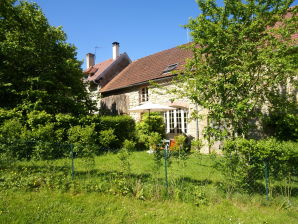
[83,42,132,109]
[84,42,213,153]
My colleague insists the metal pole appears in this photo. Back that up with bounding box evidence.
[164,142,169,196]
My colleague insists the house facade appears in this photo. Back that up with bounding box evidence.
[83,42,131,109]
[84,43,214,153]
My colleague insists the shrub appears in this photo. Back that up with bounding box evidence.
[80,114,136,149]
[136,112,165,150]
[172,134,189,152]
[67,125,97,158]
[0,118,32,159]
[219,138,298,194]
[118,139,136,174]
[0,108,22,125]
[27,110,53,128]
[98,129,118,152]
[263,112,298,141]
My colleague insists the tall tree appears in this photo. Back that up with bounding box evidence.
[0,0,93,115]
[174,0,298,140]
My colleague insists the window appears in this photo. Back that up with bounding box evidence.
[139,87,149,103]
[164,109,188,134]
[169,110,175,133]
[163,63,178,74]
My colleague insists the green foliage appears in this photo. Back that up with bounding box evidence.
[118,140,136,174]
[98,129,118,152]
[174,0,298,139]
[191,139,204,152]
[263,112,298,141]
[147,132,163,151]
[27,110,53,128]
[220,138,298,193]
[136,112,165,149]
[173,134,189,152]
[0,0,93,114]
[80,115,136,149]
[0,108,22,124]
[0,109,136,159]
[67,125,97,158]
[0,118,32,159]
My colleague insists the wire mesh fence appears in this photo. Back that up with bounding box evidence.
[0,140,297,203]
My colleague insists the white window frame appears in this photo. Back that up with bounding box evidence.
[164,109,188,134]
[139,87,149,103]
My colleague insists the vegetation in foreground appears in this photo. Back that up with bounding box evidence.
[1,190,298,224]
[0,151,297,224]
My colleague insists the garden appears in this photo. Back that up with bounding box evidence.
[0,109,297,223]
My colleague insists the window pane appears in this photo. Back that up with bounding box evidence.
[177,109,182,133]
[184,110,188,133]
[140,87,149,103]
[170,110,175,133]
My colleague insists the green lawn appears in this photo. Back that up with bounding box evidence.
[0,151,297,223]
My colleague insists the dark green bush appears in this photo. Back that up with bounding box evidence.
[100,115,136,143]
[0,109,136,159]
[263,112,298,141]
[80,115,136,151]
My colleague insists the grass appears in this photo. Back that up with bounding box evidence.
[1,191,298,224]
[0,151,297,223]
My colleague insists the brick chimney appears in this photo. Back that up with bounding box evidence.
[112,42,120,60]
[86,53,95,69]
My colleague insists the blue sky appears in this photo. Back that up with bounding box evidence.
[31,0,298,69]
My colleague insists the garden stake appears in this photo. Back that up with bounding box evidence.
[164,142,169,196]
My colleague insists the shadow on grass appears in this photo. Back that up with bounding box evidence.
[175,176,213,186]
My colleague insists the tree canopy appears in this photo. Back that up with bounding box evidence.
[0,0,93,115]
[174,0,298,140]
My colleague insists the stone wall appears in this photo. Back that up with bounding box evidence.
[101,83,220,154]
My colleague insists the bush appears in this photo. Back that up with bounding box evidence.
[191,139,204,152]
[0,111,136,159]
[27,110,53,128]
[80,114,136,149]
[98,129,118,152]
[0,118,32,159]
[118,139,136,174]
[0,108,22,125]
[219,138,298,193]
[136,112,165,150]
[263,112,298,141]
[100,115,135,144]
[67,125,97,158]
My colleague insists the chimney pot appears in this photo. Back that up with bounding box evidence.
[112,42,120,60]
[86,53,95,69]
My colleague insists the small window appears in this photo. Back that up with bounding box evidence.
[139,87,149,103]
[163,63,178,73]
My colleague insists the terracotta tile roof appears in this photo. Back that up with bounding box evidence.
[100,45,193,93]
[84,58,114,81]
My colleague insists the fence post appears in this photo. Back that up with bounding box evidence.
[263,160,269,200]
[164,140,170,196]
[70,144,75,180]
